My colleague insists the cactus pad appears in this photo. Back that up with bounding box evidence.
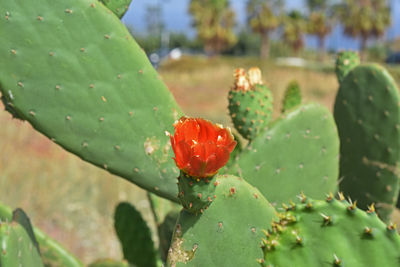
[0,211,44,267]
[114,202,157,267]
[334,64,400,221]
[0,202,83,267]
[0,0,182,201]
[262,196,400,266]
[228,68,273,141]
[282,80,301,113]
[229,103,339,206]
[99,0,131,18]
[167,174,277,267]
[335,51,360,84]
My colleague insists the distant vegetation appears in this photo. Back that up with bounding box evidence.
[129,0,393,62]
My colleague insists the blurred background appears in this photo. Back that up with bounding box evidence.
[1,0,400,264]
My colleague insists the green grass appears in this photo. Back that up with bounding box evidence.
[1,55,399,264]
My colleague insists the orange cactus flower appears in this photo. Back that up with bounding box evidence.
[170,116,237,178]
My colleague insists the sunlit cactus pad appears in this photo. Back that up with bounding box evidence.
[0,0,183,201]
[335,50,360,83]
[262,195,400,267]
[228,68,273,141]
[168,175,277,267]
[334,64,400,221]
[99,0,132,18]
[229,103,339,206]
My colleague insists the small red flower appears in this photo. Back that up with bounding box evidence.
[170,117,237,178]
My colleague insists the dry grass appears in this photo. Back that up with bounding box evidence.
[0,55,364,263]
[161,56,339,126]
[0,111,154,263]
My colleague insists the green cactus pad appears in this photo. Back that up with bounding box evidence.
[0,0,183,201]
[0,212,44,267]
[228,103,339,206]
[0,202,83,267]
[88,259,129,267]
[263,196,400,266]
[167,175,278,267]
[114,202,157,267]
[335,51,360,84]
[282,80,301,113]
[228,84,273,141]
[99,0,131,18]
[334,64,400,221]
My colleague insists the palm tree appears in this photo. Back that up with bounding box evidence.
[189,0,237,56]
[306,0,332,60]
[335,0,391,60]
[283,10,306,56]
[246,0,283,59]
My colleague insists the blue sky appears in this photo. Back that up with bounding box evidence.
[121,0,400,51]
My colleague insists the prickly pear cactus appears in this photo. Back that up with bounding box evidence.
[335,51,360,83]
[114,202,158,267]
[0,210,44,267]
[167,174,278,267]
[228,103,339,206]
[0,202,83,267]
[334,64,400,221]
[228,68,273,141]
[281,80,301,113]
[0,0,183,201]
[99,0,132,18]
[262,194,400,266]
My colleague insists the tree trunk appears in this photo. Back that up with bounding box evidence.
[317,35,326,62]
[360,35,368,61]
[260,33,270,59]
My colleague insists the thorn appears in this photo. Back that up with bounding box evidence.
[297,192,307,203]
[337,192,345,201]
[333,254,342,266]
[197,193,202,199]
[347,200,357,211]
[270,239,278,248]
[387,222,397,231]
[281,203,288,211]
[320,213,332,225]
[326,192,334,202]
[364,227,373,235]
[262,229,269,237]
[367,203,375,214]
[295,235,303,245]
[289,200,296,210]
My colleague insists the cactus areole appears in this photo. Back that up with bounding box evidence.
[170,117,236,213]
[170,117,236,178]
